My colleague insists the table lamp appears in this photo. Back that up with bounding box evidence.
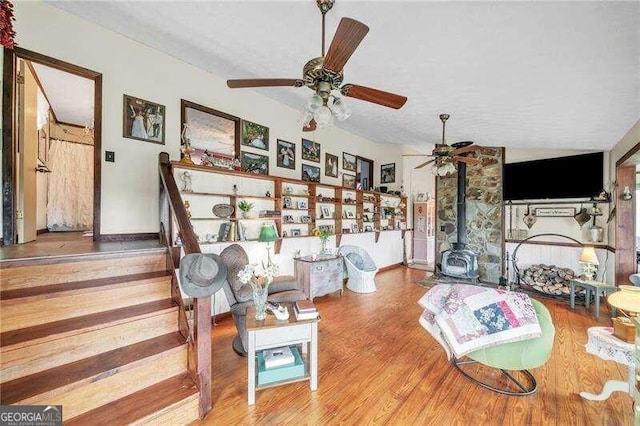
[258,223,279,267]
[607,285,640,422]
[579,246,599,280]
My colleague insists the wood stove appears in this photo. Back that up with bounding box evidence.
[440,162,480,281]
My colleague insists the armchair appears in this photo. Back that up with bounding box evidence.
[219,244,307,356]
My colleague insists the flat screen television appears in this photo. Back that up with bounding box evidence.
[503,152,604,201]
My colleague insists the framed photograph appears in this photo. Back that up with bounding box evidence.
[342,228,351,234]
[283,197,293,209]
[325,153,338,177]
[343,152,356,172]
[302,163,320,182]
[534,207,576,217]
[343,173,356,189]
[298,199,308,210]
[240,151,269,175]
[241,120,269,150]
[291,228,302,237]
[346,210,355,219]
[365,225,373,232]
[381,163,396,184]
[321,206,331,219]
[182,100,239,161]
[123,94,165,144]
[351,223,359,233]
[277,139,296,169]
[283,215,295,224]
[302,138,321,163]
[300,215,311,224]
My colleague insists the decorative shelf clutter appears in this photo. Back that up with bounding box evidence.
[171,161,408,247]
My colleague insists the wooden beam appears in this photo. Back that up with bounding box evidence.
[615,165,636,285]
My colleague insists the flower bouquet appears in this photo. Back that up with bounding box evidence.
[237,262,279,320]
[312,227,332,256]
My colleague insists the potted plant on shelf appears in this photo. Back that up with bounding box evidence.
[238,200,254,218]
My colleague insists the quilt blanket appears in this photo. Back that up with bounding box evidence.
[418,284,541,359]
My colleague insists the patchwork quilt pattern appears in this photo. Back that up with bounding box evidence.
[418,284,541,358]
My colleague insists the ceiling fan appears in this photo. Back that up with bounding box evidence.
[226,0,407,132]
[406,114,483,172]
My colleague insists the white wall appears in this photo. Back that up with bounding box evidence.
[15,2,405,235]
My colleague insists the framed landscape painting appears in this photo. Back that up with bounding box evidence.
[123,94,165,144]
[241,120,269,150]
[343,152,356,172]
[343,173,356,189]
[302,139,320,163]
[381,163,396,183]
[302,163,321,182]
[240,151,269,175]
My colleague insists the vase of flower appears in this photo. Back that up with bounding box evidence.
[252,285,268,321]
[237,262,279,321]
[313,227,332,256]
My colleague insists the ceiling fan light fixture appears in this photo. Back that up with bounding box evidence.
[433,157,456,177]
[330,96,352,121]
[307,93,324,111]
[299,108,314,127]
[314,105,333,127]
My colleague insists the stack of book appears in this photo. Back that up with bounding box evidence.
[293,300,319,320]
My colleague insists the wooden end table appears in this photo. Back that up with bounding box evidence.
[246,304,319,405]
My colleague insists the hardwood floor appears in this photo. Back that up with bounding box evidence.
[203,267,633,425]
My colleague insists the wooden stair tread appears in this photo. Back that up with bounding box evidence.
[1,332,187,404]
[0,299,177,349]
[65,374,198,426]
[0,270,170,300]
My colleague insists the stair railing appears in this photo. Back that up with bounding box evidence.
[158,152,212,418]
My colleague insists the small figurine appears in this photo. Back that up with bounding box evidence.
[284,186,293,195]
[184,200,192,219]
[266,191,271,198]
[180,171,193,192]
[232,184,238,195]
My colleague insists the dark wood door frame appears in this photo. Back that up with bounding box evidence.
[2,48,102,245]
[615,142,640,285]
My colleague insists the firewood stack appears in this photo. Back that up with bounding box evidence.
[520,264,582,296]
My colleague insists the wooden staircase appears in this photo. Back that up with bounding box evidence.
[0,249,200,424]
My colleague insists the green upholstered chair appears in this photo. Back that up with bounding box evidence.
[451,298,555,396]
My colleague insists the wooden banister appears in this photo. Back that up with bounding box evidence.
[158,152,212,418]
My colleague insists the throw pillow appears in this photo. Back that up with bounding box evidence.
[346,252,364,269]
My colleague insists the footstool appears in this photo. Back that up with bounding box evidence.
[569,279,617,318]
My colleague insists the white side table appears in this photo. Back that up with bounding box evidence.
[246,304,319,405]
[580,326,635,401]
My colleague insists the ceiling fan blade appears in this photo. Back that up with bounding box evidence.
[450,144,481,156]
[303,119,317,132]
[322,18,369,73]
[227,79,304,89]
[402,154,430,157]
[415,158,436,169]
[341,84,407,109]
[453,156,482,165]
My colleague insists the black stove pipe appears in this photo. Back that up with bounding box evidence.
[453,161,466,250]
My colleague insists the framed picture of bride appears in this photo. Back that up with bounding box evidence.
[123,94,166,144]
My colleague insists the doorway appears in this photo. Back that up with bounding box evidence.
[2,48,102,245]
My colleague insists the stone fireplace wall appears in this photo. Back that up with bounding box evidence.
[436,147,504,284]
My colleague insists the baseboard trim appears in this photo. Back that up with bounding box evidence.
[99,232,159,242]
[36,228,48,235]
[379,263,403,272]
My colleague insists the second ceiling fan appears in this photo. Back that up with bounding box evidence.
[226,0,407,131]
[411,114,483,171]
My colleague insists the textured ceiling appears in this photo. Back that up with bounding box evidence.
[31,62,94,127]
[49,1,639,151]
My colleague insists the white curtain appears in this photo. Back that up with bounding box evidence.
[47,139,93,231]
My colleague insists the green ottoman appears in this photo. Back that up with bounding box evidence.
[452,299,555,395]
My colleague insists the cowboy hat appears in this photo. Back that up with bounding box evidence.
[179,253,227,298]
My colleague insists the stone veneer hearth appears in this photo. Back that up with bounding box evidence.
[436,147,504,284]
